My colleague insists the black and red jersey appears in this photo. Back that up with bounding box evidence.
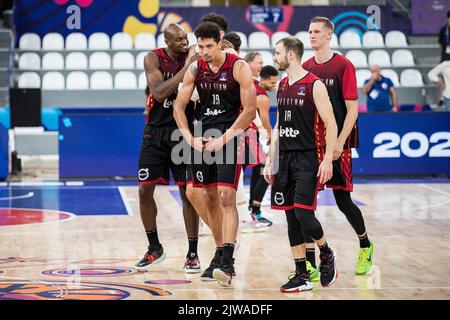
[146,48,194,127]
[195,53,241,125]
[254,79,268,97]
[277,72,325,152]
[302,53,359,148]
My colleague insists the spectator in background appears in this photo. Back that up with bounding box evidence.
[428,60,450,111]
[362,64,398,112]
[438,11,450,62]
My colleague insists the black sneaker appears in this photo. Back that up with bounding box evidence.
[200,253,221,282]
[134,246,166,270]
[319,249,338,287]
[184,253,201,274]
[280,272,313,293]
[213,262,236,287]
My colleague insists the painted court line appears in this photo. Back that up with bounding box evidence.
[418,184,450,197]
[118,186,134,216]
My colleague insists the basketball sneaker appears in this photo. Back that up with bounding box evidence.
[183,252,201,274]
[135,246,165,270]
[255,213,273,227]
[355,241,374,275]
[213,262,236,288]
[307,261,320,282]
[200,252,222,282]
[319,249,338,287]
[281,271,313,293]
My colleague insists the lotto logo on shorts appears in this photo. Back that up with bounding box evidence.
[274,192,285,205]
[139,169,150,181]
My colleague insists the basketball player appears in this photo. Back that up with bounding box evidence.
[135,24,203,274]
[303,16,374,276]
[264,36,338,292]
[243,52,279,230]
[173,22,256,286]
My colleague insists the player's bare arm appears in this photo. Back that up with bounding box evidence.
[334,99,358,160]
[263,112,279,184]
[256,94,272,142]
[173,61,203,152]
[144,46,197,103]
[313,80,338,184]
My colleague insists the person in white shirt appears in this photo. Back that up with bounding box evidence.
[428,60,450,110]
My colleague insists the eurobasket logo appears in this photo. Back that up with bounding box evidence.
[332,5,381,37]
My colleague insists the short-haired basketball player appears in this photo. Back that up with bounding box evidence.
[264,36,338,292]
[135,24,205,273]
[303,16,374,277]
[174,22,256,287]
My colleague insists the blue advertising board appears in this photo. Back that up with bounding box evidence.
[59,112,450,178]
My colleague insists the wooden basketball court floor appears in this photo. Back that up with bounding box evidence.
[0,179,449,300]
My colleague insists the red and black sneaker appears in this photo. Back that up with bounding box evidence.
[280,271,313,293]
[135,246,166,270]
[319,249,338,287]
[184,253,201,274]
[213,262,236,287]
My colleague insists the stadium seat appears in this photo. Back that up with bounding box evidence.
[18,53,40,70]
[356,69,371,88]
[42,33,64,50]
[111,32,133,50]
[362,31,384,48]
[66,71,89,89]
[156,33,166,48]
[135,52,148,69]
[18,72,41,88]
[65,32,88,50]
[112,52,135,69]
[233,31,248,50]
[115,71,137,89]
[42,52,64,70]
[392,49,415,67]
[380,69,400,87]
[88,32,110,50]
[330,34,339,48]
[135,32,156,50]
[271,32,291,48]
[248,32,271,49]
[368,49,391,67]
[139,72,147,89]
[42,72,65,90]
[385,30,408,48]
[400,69,424,87]
[259,50,274,66]
[239,50,247,59]
[90,71,113,89]
[339,30,361,48]
[345,50,368,68]
[66,52,88,70]
[89,52,111,69]
[295,31,311,49]
[302,50,314,63]
[19,33,41,50]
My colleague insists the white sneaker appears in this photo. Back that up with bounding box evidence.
[240,219,269,233]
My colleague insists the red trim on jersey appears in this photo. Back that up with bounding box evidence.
[271,205,295,211]
[139,178,170,185]
[146,94,154,124]
[192,182,238,190]
[233,164,242,190]
[174,181,187,186]
[294,203,315,211]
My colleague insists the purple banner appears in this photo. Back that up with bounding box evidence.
[14,2,410,43]
[411,0,450,35]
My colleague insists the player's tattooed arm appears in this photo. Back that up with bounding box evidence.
[190,62,198,76]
